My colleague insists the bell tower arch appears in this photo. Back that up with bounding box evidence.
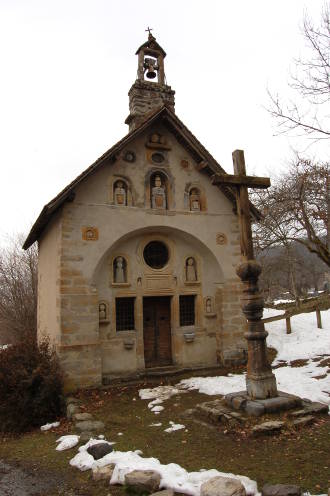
[125,30,175,131]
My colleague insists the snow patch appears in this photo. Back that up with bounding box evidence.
[56,435,79,451]
[70,448,258,496]
[164,421,185,433]
[40,421,60,431]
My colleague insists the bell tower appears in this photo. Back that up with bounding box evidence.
[125,30,175,132]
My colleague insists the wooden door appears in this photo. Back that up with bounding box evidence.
[143,297,172,368]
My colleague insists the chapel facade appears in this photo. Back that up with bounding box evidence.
[24,33,247,391]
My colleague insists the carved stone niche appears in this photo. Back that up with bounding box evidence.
[82,226,99,241]
[204,296,216,318]
[99,301,110,324]
[146,132,171,150]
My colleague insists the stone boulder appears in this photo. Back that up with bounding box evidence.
[75,420,105,432]
[124,470,161,494]
[252,421,284,435]
[73,412,93,422]
[92,463,116,481]
[67,403,81,420]
[201,476,246,496]
[87,442,113,460]
[262,484,301,496]
[151,490,174,496]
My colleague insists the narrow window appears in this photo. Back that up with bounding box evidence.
[179,295,195,326]
[116,297,135,331]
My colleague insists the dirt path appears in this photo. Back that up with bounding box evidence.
[0,459,63,496]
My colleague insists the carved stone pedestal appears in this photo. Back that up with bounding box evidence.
[236,259,278,400]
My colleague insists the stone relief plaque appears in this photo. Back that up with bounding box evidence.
[82,227,99,241]
[216,233,227,245]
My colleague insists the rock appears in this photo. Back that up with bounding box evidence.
[305,402,328,414]
[262,484,301,496]
[124,470,161,494]
[87,442,113,460]
[232,396,247,410]
[252,421,284,435]
[292,415,314,427]
[259,395,301,413]
[66,396,80,405]
[75,420,105,432]
[201,476,246,496]
[245,401,265,417]
[92,463,116,481]
[73,412,93,421]
[151,490,174,496]
[67,403,81,420]
[79,431,94,443]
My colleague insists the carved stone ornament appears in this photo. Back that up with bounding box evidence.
[181,159,190,169]
[216,233,227,245]
[146,132,171,150]
[82,227,99,241]
[123,150,136,163]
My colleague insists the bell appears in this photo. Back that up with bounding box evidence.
[146,62,157,79]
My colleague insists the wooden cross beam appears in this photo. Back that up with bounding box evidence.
[212,149,271,261]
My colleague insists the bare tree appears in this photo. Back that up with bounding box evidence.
[253,157,330,267]
[268,4,330,141]
[0,235,37,342]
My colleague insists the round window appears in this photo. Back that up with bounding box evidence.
[143,241,169,269]
[152,152,165,164]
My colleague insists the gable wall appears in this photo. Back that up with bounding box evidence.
[51,124,247,390]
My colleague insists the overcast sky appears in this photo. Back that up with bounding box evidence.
[0,0,328,245]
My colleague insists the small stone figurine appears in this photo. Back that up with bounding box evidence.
[114,257,126,283]
[151,175,166,209]
[186,257,197,282]
[114,181,126,205]
[206,298,212,313]
[99,303,107,321]
[190,189,201,211]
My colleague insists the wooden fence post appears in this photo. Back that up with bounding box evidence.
[286,317,291,334]
[316,308,322,329]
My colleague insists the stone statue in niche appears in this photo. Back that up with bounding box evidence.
[114,181,127,206]
[190,188,201,211]
[151,175,166,209]
[99,302,107,321]
[186,257,197,282]
[114,256,126,283]
[206,298,212,313]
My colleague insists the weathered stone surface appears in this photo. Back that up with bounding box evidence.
[232,396,247,410]
[73,412,93,421]
[75,420,105,432]
[124,470,161,494]
[151,490,174,496]
[92,463,116,481]
[305,402,328,414]
[292,415,315,427]
[245,401,265,417]
[259,395,301,413]
[79,431,94,443]
[262,484,301,496]
[67,403,81,420]
[201,476,246,496]
[66,396,80,406]
[252,421,284,435]
[87,442,113,460]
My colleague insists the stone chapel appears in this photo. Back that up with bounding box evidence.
[23,33,248,391]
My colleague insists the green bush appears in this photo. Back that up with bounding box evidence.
[0,335,64,432]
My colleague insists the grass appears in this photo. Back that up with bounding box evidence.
[0,368,329,496]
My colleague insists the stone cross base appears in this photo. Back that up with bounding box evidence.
[225,390,302,416]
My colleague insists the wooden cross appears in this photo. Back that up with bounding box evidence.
[212,150,270,261]
[145,27,153,36]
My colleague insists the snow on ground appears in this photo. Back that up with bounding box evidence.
[139,309,330,411]
[164,421,185,433]
[56,435,79,451]
[69,444,258,496]
[40,421,60,431]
